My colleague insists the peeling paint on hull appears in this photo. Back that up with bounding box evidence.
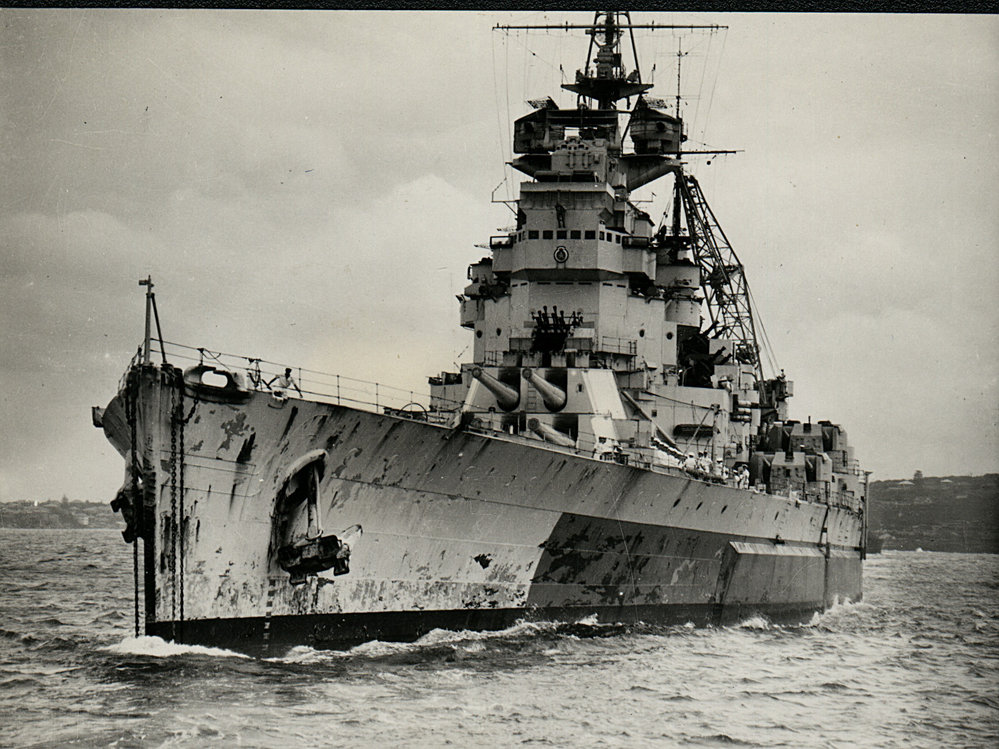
[103,368,863,653]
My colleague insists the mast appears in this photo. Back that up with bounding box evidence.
[139,276,154,365]
[675,39,684,127]
[138,275,167,366]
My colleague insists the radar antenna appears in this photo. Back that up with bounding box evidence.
[495,12,724,111]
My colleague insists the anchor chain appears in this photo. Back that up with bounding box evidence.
[125,370,140,638]
[160,373,199,642]
[178,373,186,633]
[165,366,190,640]
[169,371,180,640]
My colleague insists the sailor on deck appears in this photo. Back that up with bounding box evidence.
[268,367,302,398]
[696,451,710,474]
[715,458,729,480]
[736,466,750,489]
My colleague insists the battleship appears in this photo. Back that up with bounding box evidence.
[93,13,867,653]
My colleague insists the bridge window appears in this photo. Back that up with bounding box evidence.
[543,230,553,239]
[585,230,596,239]
[529,230,539,239]
[570,230,581,239]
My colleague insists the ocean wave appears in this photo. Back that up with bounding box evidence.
[100,635,249,659]
[27,635,80,653]
[735,615,773,630]
[803,597,873,631]
[0,628,40,647]
[273,605,874,664]
[0,675,44,689]
[682,732,764,746]
[269,618,605,664]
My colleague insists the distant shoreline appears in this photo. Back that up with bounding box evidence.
[0,499,120,530]
[869,474,998,555]
[4,474,996,553]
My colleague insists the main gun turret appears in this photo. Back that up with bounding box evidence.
[470,367,520,411]
[522,368,567,412]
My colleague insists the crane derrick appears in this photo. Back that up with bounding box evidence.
[676,173,763,383]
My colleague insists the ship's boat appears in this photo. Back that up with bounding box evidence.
[94,13,868,654]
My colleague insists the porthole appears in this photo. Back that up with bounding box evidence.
[496,328,502,336]
[476,330,483,338]
[639,329,645,338]
[666,332,674,340]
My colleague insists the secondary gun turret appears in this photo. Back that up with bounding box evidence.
[528,418,575,447]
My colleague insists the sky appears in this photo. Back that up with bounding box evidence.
[1,10,996,501]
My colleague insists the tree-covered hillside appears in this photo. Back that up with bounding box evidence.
[869,474,998,553]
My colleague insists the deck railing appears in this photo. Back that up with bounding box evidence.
[136,339,467,419]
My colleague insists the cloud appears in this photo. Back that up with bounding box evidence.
[0,11,996,501]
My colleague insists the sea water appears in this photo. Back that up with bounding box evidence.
[1,529,996,747]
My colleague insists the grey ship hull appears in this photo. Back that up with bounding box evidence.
[102,366,863,654]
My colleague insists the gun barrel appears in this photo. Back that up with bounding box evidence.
[470,367,520,411]
[528,418,575,448]
[522,368,567,411]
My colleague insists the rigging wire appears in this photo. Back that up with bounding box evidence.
[490,32,512,205]
[700,29,727,147]
[746,285,780,378]
[503,26,562,84]
[752,295,780,376]
[691,32,711,133]
[504,31,513,202]
[490,32,505,180]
